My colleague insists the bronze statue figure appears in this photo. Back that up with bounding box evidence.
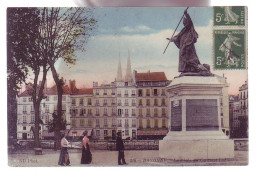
[167,9,212,76]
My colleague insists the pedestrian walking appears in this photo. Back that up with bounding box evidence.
[116,132,127,165]
[81,131,92,164]
[58,132,70,166]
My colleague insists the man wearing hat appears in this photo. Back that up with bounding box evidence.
[116,132,127,165]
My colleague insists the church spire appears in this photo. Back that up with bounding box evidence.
[125,50,132,82]
[116,54,123,82]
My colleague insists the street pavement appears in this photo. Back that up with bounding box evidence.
[8,149,248,167]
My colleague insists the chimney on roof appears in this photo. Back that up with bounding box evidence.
[93,81,98,87]
[69,80,77,93]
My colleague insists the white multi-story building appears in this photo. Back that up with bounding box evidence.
[17,82,71,140]
[115,53,137,139]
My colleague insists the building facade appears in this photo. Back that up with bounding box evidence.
[134,70,170,139]
[92,82,117,140]
[69,80,94,140]
[229,95,240,138]
[115,54,137,139]
[238,80,248,138]
[17,82,71,140]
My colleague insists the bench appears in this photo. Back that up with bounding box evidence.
[34,148,42,155]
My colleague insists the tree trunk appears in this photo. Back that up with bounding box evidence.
[49,62,64,150]
[32,65,48,149]
[34,104,41,148]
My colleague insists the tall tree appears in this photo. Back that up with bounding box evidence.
[7,8,49,148]
[39,8,96,149]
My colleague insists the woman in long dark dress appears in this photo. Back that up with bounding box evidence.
[81,131,92,164]
[58,133,70,166]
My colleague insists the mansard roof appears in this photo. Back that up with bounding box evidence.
[19,84,72,97]
[70,88,93,95]
[135,71,168,82]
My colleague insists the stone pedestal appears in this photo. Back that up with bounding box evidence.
[159,76,234,160]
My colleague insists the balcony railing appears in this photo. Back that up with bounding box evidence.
[118,103,122,106]
[96,114,100,116]
[23,111,27,114]
[117,94,121,97]
[125,124,129,128]
[132,114,136,117]
[131,94,136,96]
[96,125,100,128]
[125,94,129,97]
[132,103,136,106]
[104,125,108,128]
[112,93,115,95]
[118,124,122,127]
[125,114,129,117]
[132,124,136,127]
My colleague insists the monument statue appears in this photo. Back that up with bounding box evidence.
[166,9,212,76]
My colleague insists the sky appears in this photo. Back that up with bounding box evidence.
[34,7,247,95]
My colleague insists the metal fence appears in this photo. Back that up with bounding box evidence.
[11,139,248,151]
[92,140,159,150]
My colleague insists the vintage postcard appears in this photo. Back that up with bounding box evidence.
[7,6,248,167]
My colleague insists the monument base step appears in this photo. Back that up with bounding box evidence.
[159,132,234,160]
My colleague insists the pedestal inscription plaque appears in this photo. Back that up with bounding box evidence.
[171,100,182,131]
[186,99,219,131]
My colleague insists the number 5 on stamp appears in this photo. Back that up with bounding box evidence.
[214,30,246,69]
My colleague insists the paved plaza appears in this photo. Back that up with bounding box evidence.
[8,149,248,167]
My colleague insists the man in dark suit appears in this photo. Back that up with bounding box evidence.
[116,132,127,165]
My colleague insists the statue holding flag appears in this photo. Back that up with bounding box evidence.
[166,8,212,76]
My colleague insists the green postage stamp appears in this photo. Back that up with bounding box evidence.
[214,6,245,26]
[214,30,246,69]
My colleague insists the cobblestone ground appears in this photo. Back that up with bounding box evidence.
[8,149,248,167]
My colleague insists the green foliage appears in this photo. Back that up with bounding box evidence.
[7,8,41,96]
